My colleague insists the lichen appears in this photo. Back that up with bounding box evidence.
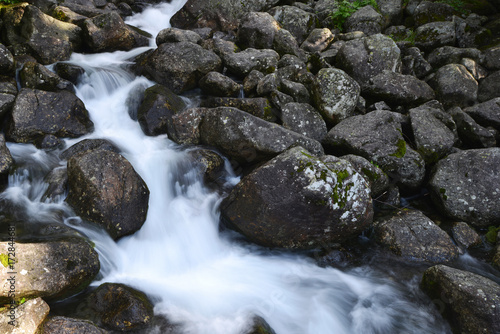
[0,253,9,268]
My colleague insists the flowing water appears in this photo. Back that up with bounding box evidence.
[0,1,467,333]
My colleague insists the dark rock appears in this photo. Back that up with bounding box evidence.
[429,148,500,227]
[478,71,500,102]
[137,84,187,136]
[376,0,403,26]
[199,107,323,165]
[0,78,17,121]
[139,42,222,94]
[0,133,14,176]
[374,209,459,263]
[300,28,334,53]
[0,44,15,75]
[268,5,318,44]
[451,221,481,251]
[66,148,149,240]
[60,138,120,160]
[413,1,457,26]
[464,98,500,131]
[401,47,433,79]
[42,167,68,202]
[272,28,304,59]
[20,61,74,92]
[40,316,108,334]
[344,5,384,35]
[53,62,85,85]
[156,27,202,45]
[0,298,49,334]
[432,64,478,108]
[224,48,279,77]
[200,97,277,122]
[427,46,482,69]
[0,238,100,302]
[280,102,327,141]
[455,14,492,49]
[461,57,488,81]
[199,72,241,97]
[246,316,276,334]
[220,146,373,249]
[414,21,456,52]
[243,70,265,97]
[237,12,280,49]
[342,154,390,197]
[374,185,400,210]
[256,73,279,96]
[187,149,226,187]
[448,107,496,148]
[52,6,89,26]
[269,90,294,112]
[483,46,500,70]
[280,79,310,104]
[166,107,208,145]
[421,265,500,334]
[6,89,94,146]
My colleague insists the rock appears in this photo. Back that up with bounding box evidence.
[224,48,279,77]
[272,28,304,59]
[256,73,279,96]
[483,46,500,70]
[137,84,187,136]
[52,6,88,26]
[66,148,149,240]
[237,12,280,49]
[336,34,401,89]
[323,110,425,189]
[461,57,488,81]
[432,64,478,108]
[83,12,149,53]
[60,138,120,161]
[139,42,222,94]
[269,90,294,112]
[268,5,318,44]
[6,89,94,146]
[401,46,433,79]
[413,1,457,26]
[39,316,108,334]
[20,62,74,92]
[199,72,241,97]
[0,44,15,75]
[187,149,226,188]
[464,98,500,131]
[314,0,340,28]
[246,316,276,334]
[166,107,208,145]
[0,78,17,120]
[84,283,153,332]
[409,104,457,163]
[364,70,435,107]
[200,107,323,165]
[448,107,496,148]
[0,133,14,178]
[300,28,334,53]
[41,167,68,202]
[429,148,500,227]
[0,238,100,302]
[280,79,310,104]
[277,102,326,141]
[414,21,456,52]
[427,46,482,69]
[53,62,85,85]
[55,0,106,18]
[455,14,493,49]
[374,209,459,263]
[341,154,390,197]
[478,70,500,102]
[243,70,265,97]
[0,298,49,334]
[156,27,202,45]
[421,265,500,334]
[451,222,481,250]
[311,68,360,125]
[376,0,403,26]
[220,146,373,249]
[344,5,384,35]
[200,97,277,122]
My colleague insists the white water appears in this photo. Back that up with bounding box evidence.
[2,2,452,333]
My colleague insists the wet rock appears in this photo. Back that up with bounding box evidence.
[300,28,334,53]
[364,70,435,107]
[451,222,481,251]
[427,46,482,69]
[85,283,153,332]
[374,209,459,263]
[187,149,226,187]
[432,64,478,108]
[42,167,68,202]
[429,148,500,228]
[414,21,456,52]
[220,146,373,249]
[344,5,384,35]
[323,110,425,189]
[421,265,500,334]
[139,42,222,94]
[39,316,108,334]
[268,5,318,44]
[0,238,100,302]
[0,298,49,334]
[20,61,74,92]
[478,71,500,102]
[280,102,327,142]
[341,154,390,197]
[53,62,85,85]
[200,97,277,122]
[448,107,496,148]
[199,107,323,165]
[0,44,15,75]
[224,48,279,77]
[311,68,360,125]
[83,12,149,53]
[199,72,241,98]
[237,12,280,49]
[156,27,202,45]
[137,84,187,136]
[336,34,401,89]
[66,148,149,239]
[246,316,276,334]
[166,107,208,145]
[0,133,14,177]
[60,138,120,161]
[6,89,94,146]
[464,98,500,131]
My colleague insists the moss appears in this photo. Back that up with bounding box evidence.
[485,226,499,243]
[361,167,380,181]
[0,253,9,268]
[439,188,448,200]
[389,139,407,158]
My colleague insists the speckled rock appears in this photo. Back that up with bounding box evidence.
[224,48,279,77]
[199,72,241,98]
[0,43,15,75]
[300,28,334,53]
[246,316,276,334]
[237,12,280,49]
[0,134,14,184]
[432,64,478,108]
[478,71,500,102]
[448,107,496,148]
[464,98,500,131]
[344,5,384,35]
[200,97,277,122]
[414,21,456,52]
[451,222,481,251]
[156,27,202,45]
[427,46,482,69]
[220,146,373,249]
[341,154,390,197]
[268,5,318,44]
[39,316,108,334]
[19,62,74,92]
[280,102,327,142]
[0,298,49,334]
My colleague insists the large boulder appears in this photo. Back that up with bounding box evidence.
[464,98,500,131]
[66,148,150,240]
[429,148,500,228]
[344,5,384,35]
[414,21,456,52]
[432,64,478,108]
[5,89,93,146]
[236,12,281,49]
[323,110,425,189]
[224,48,279,77]
[448,107,496,149]
[268,6,318,44]
[19,61,74,92]
[199,107,323,165]
[199,72,241,97]
[200,97,277,122]
[478,70,500,102]
[0,238,99,302]
[421,265,500,334]
[220,147,373,249]
[373,209,459,263]
[0,298,49,334]
[280,102,328,142]
[138,42,222,94]
[39,316,108,334]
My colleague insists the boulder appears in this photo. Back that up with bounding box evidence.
[0,133,14,178]
[451,222,481,251]
[187,149,226,188]
[341,154,390,197]
[224,48,279,77]
[82,12,149,53]
[0,78,17,120]
[323,110,425,189]
[199,107,323,165]
[376,0,403,26]
[6,89,94,146]
[268,5,318,44]
[199,72,241,97]
[0,298,49,334]
[413,1,457,26]
[448,107,496,148]
[200,97,277,122]
[0,44,15,75]
[53,62,85,85]
[39,316,108,334]
[280,79,310,104]
[138,42,222,94]
[401,46,433,79]
[60,138,120,161]
[421,265,500,334]
[166,107,208,145]
[246,316,276,334]
[41,167,68,202]
[429,148,500,227]
[52,6,89,26]
[236,12,281,49]
[478,71,500,102]
[243,70,265,97]
[19,62,74,92]
[414,21,456,52]
[220,146,373,249]
[280,102,327,142]
[256,73,279,96]
[344,5,384,35]
[66,148,149,239]
[483,46,500,70]
[432,64,478,108]
[300,28,334,53]
[272,28,304,59]
[464,98,500,131]
[156,27,202,45]
[311,68,360,125]
[427,46,482,69]
[0,238,100,302]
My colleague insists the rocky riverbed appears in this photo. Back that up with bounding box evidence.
[0,0,499,333]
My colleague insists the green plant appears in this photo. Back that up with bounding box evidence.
[0,0,21,5]
[330,0,379,31]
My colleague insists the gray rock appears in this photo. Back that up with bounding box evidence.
[427,46,483,69]
[413,1,456,26]
[461,57,488,81]
[0,79,17,121]
[429,148,500,227]
[166,107,208,145]
[433,64,478,108]
[451,221,481,251]
[401,46,433,79]
[414,21,456,52]
[256,73,279,96]
[220,146,373,249]
[280,78,310,104]
[344,5,384,35]
[280,102,327,141]
[455,15,492,49]
[0,43,14,75]
[39,316,108,334]
[421,265,500,334]
[0,298,49,334]
[6,89,93,146]
[314,0,340,28]
[374,209,459,263]
[52,6,89,26]
[187,149,226,188]
[376,0,403,26]
[66,148,150,239]
[60,138,120,161]
[156,27,202,45]
[268,5,318,44]
[140,42,222,94]
[53,62,85,85]
[269,90,294,112]
[311,68,360,125]
[464,98,500,131]
[0,238,100,302]
[199,72,241,98]
[0,133,14,178]
[199,107,323,165]
[341,154,390,197]
[20,61,74,92]
[243,70,265,97]
[200,97,277,122]
[300,28,334,53]
[42,167,68,202]
[237,12,280,49]
[478,71,500,102]
[272,28,304,59]
[323,110,426,189]
[483,46,500,70]
[448,107,496,148]
[224,48,279,77]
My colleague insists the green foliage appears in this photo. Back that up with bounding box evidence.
[0,0,21,5]
[330,0,379,31]
[390,29,417,45]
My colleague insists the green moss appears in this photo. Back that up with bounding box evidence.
[439,188,448,200]
[486,226,499,243]
[0,253,9,268]
[329,0,379,31]
[389,139,407,158]
[361,167,380,181]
